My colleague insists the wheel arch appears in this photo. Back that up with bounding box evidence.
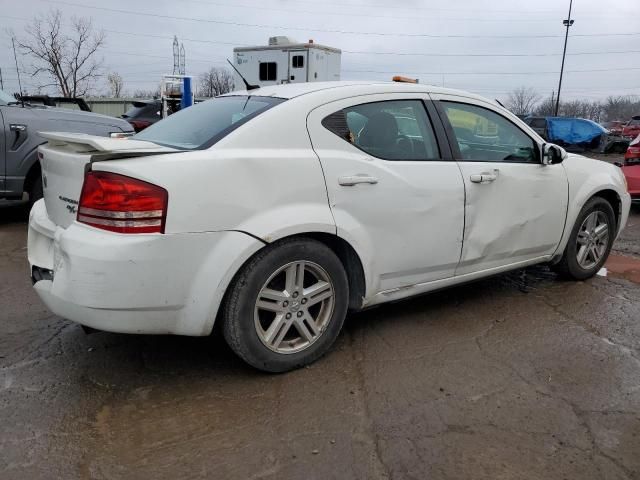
[290,232,367,311]
[208,231,368,335]
[591,188,622,231]
[23,158,41,199]
[552,185,624,263]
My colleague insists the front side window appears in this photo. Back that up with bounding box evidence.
[322,100,440,161]
[259,62,277,81]
[442,102,537,163]
[134,96,285,150]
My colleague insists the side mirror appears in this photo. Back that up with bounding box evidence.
[542,143,566,165]
[613,161,624,168]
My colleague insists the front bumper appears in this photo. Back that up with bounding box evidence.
[28,200,262,336]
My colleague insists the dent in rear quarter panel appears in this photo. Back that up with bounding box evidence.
[91,100,337,241]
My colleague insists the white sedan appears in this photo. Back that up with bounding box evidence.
[28,81,631,372]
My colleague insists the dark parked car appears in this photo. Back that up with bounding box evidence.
[0,89,133,204]
[122,100,162,132]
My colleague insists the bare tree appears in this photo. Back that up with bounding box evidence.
[603,96,640,121]
[198,67,234,97]
[535,94,556,116]
[14,9,105,97]
[107,72,123,98]
[130,88,160,99]
[505,86,540,116]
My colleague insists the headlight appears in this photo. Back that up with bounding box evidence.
[109,132,134,139]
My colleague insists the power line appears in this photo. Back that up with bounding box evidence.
[178,0,578,23]
[344,67,640,76]
[343,49,640,57]
[45,2,640,39]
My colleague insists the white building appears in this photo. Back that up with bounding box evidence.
[232,36,341,89]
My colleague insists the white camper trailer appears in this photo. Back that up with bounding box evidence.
[232,37,341,89]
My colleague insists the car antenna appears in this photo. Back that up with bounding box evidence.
[11,37,25,107]
[494,98,506,108]
[226,59,260,91]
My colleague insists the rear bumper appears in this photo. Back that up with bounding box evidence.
[28,200,263,335]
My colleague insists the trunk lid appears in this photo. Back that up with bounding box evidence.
[38,132,176,228]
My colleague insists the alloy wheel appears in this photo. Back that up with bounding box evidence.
[575,210,609,270]
[254,261,335,354]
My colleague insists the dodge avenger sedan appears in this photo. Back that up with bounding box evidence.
[28,81,631,372]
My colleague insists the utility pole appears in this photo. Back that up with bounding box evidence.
[555,0,574,116]
[0,68,3,90]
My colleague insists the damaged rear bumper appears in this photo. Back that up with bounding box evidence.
[28,200,263,336]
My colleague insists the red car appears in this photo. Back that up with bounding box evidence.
[604,120,625,136]
[620,134,640,200]
[622,116,640,140]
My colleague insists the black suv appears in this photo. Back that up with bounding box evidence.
[122,100,162,132]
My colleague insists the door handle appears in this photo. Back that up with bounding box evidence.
[338,174,379,186]
[470,170,498,184]
[9,124,28,150]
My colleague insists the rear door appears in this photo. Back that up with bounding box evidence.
[307,94,465,294]
[288,51,308,83]
[432,94,568,275]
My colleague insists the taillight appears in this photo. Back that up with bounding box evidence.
[77,171,168,234]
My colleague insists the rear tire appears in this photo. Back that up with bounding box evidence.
[222,238,349,373]
[552,197,615,280]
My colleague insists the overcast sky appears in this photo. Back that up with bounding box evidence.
[1,0,639,101]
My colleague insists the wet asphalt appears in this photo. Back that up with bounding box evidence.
[1,203,639,480]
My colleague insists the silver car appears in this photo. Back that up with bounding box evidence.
[0,89,133,204]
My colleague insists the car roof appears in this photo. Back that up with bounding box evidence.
[222,80,492,104]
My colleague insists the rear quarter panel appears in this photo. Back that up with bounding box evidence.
[93,101,336,240]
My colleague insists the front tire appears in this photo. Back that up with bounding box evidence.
[552,197,616,280]
[222,238,349,373]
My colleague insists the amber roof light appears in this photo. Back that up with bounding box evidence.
[392,76,419,83]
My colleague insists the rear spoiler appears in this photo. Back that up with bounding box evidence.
[39,131,178,161]
[39,132,175,153]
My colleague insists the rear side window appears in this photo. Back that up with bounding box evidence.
[442,102,537,163]
[134,96,285,150]
[259,62,277,81]
[322,100,440,161]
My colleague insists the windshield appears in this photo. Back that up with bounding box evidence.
[0,89,16,105]
[134,96,285,149]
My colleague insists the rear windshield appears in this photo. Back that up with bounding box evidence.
[134,96,286,150]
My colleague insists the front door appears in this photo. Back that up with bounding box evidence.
[288,51,307,83]
[432,95,568,275]
[307,94,465,294]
